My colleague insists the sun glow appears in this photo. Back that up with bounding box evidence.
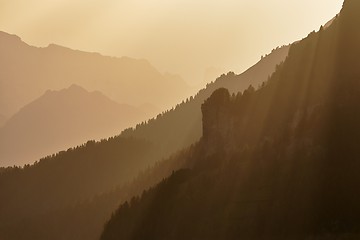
[0,0,343,83]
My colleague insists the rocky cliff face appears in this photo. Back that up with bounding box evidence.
[201,86,257,156]
[201,88,231,141]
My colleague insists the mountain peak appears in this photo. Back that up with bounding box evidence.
[67,84,86,92]
[43,85,88,98]
[58,85,90,99]
[47,43,69,50]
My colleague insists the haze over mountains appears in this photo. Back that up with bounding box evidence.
[0,24,290,240]
[0,28,289,168]
[121,45,290,159]
[0,31,191,118]
[1,1,356,240]
[0,84,156,167]
[0,0,341,84]
[102,1,360,238]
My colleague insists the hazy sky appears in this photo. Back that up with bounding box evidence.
[0,0,343,84]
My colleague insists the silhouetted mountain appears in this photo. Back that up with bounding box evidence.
[0,146,189,240]
[0,42,288,239]
[0,85,152,166]
[0,136,163,239]
[121,44,289,159]
[0,31,291,240]
[208,45,290,94]
[101,1,360,239]
[0,32,191,118]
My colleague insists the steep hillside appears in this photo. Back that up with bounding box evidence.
[121,44,289,158]
[101,1,360,239]
[0,32,190,118]
[0,136,164,240]
[0,43,288,240]
[0,84,154,166]
[0,144,190,240]
[0,15,290,240]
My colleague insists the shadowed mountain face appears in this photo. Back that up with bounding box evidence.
[101,1,360,239]
[0,32,190,118]
[0,84,153,167]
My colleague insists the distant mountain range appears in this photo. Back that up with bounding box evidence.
[0,31,191,118]
[0,84,155,166]
[0,38,289,239]
[121,44,290,159]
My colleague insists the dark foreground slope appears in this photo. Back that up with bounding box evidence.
[101,1,360,239]
[0,146,189,240]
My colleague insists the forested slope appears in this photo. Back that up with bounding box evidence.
[101,1,360,239]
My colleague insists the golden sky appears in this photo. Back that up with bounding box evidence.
[0,0,343,84]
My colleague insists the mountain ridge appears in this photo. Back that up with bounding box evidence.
[0,13,298,240]
[0,40,290,240]
[0,85,153,167]
[0,30,191,118]
[100,2,360,238]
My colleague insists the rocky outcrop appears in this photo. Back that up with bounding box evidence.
[201,88,232,145]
